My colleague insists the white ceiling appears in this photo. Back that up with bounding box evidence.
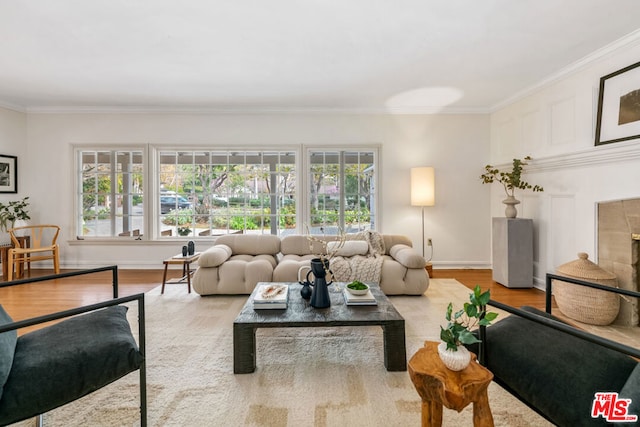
[1,1,639,113]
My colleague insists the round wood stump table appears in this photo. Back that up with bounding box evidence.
[408,341,494,427]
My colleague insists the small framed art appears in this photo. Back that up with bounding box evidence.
[595,61,640,146]
[0,154,17,193]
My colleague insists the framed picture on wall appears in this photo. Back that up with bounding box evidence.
[0,154,17,193]
[595,60,640,146]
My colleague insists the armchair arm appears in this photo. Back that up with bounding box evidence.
[0,293,145,335]
[479,299,640,365]
[388,244,426,269]
[0,265,120,298]
[545,272,640,314]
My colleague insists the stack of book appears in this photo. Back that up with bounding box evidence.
[343,288,377,306]
[253,283,289,310]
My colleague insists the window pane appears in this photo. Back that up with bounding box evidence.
[308,149,376,233]
[77,149,144,237]
[157,149,297,237]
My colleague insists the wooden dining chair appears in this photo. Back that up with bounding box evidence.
[7,224,60,280]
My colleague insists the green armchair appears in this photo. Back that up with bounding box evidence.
[0,266,146,426]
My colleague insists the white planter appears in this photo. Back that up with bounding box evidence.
[502,195,520,218]
[0,232,10,246]
[437,341,471,371]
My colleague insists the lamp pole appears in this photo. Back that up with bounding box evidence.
[421,205,425,258]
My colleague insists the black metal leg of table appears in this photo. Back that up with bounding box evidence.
[382,320,407,371]
[233,324,257,374]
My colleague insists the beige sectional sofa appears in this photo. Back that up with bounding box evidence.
[192,233,429,296]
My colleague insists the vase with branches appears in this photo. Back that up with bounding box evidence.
[480,156,543,218]
[303,225,346,308]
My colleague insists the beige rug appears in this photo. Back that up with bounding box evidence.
[12,279,552,427]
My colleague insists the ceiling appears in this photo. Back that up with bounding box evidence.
[1,1,639,113]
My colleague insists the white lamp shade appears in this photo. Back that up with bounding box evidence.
[411,167,435,206]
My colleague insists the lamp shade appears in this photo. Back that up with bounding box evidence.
[411,167,435,206]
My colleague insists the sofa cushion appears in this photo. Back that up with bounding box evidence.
[480,312,638,426]
[280,235,330,256]
[217,258,275,293]
[198,244,232,267]
[0,305,143,426]
[0,305,17,402]
[389,244,425,268]
[381,235,412,255]
[327,240,368,257]
[216,234,281,255]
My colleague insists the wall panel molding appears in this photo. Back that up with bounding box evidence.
[549,96,576,146]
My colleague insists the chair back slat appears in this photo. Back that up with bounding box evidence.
[9,225,60,249]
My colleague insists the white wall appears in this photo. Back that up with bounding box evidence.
[8,35,640,280]
[0,107,27,202]
[490,36,640,287]
[20,112,491,269]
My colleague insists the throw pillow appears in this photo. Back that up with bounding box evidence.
[327,240,369,257]
[0,305,17,401]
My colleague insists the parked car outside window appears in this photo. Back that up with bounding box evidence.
[160,195,191,214]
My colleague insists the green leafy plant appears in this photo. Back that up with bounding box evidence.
[0,197,30,231]
[480,156,543,197]
[440,285,498,351]
[176,226,191,236]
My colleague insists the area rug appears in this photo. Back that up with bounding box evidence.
[13,279,552,427]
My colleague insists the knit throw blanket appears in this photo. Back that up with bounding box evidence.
[330,231,385,283]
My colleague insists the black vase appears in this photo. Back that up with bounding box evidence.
[188,241,195,256]
[182,245,188,257]
[300,282,312,300]
[309,258,332,308]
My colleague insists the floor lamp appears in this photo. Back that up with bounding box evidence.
[411,167,435,275]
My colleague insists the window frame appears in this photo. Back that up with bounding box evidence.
[73,144,379,241]
[152,146,300,238]
[302,146,379,233]
[74,145,148,240]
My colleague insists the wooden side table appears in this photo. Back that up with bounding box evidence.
[408,341,494,427]
[425,262,433,278]
[161,252,200,294]
[1,236,30,280]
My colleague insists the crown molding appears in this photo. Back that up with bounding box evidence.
[490,28,640,112]
[21,104,489,115]
[0,101,26,113]
[6,29,640,116]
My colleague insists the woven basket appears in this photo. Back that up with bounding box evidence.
[553,252,619,325]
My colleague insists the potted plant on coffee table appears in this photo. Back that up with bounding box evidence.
[439,285,498,371]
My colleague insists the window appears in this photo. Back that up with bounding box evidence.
[74,145,378,240]
[158,150,297,237]
[307,149,376,234]
[77,150,144,237]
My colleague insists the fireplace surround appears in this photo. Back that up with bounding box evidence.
[597,198,640,326]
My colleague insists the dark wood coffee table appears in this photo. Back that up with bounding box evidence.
[233,282,406,374]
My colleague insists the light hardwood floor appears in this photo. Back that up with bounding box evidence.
[0,268,548,324]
